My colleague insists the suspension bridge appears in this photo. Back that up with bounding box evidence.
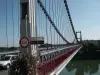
[1,0,82,75]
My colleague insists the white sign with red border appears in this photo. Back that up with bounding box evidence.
[19,37,30,48]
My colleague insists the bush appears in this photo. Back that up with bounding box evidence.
[8,55,35,75]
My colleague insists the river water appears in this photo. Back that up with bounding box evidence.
[59,60,100,75]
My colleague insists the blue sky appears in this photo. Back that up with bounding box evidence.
[0,0,19,47]
[67,0,100,40]
[0,0,100,47]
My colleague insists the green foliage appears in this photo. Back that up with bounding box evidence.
[8,47,18,50]
[74,41,100,60]
[81,42,97,54]
[8,55,33,75]
[0,47,18,52]
[98,40,100,49]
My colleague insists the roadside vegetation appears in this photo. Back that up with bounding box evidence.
[0,47,18,52]
[73,40,100,60]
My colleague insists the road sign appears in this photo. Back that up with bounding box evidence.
[30,37,44,44]
[19,37,30,48]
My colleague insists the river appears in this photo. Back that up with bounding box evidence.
[59,60,100,75]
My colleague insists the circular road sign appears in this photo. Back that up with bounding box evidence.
[19,37,30,48]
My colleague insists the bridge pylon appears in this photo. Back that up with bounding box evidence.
[20,0,38,75]
[76,31,82,43]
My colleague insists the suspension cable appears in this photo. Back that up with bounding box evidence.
[41,4,44,42]
[64,0,78,43]
[37,2,40,37]
[54,0,58,47]
[49,0,52,48]
[37,0,70,44]
[5,0,8,48]
[40,1,43,37]
[57,0,60,45]
[18,0,20,38]
[63,1,75,43]
[53,0,56,46]
[39,4,43,37]
[58,0,63,45]
[12,0,14,47]
[45,0,48,49]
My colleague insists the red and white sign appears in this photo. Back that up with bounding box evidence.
[19,37,30,48]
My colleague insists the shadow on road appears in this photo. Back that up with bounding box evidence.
[0,67,7,71]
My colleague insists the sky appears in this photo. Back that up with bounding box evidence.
[0,0,100,47]
[0,0,19,47]
[67,0,100,40]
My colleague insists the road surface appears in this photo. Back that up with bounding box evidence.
[0,70,8,75]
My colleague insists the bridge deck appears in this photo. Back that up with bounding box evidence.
[50,46,82,75]
[36,45,82,75]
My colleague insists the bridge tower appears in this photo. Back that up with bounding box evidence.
[76,31,82,42]
[20,0,44,74]
[20,0,30,56]
[20,0,38,75]
[20,0,37,56]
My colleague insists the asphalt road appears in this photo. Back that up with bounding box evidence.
[0,70,8,75]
